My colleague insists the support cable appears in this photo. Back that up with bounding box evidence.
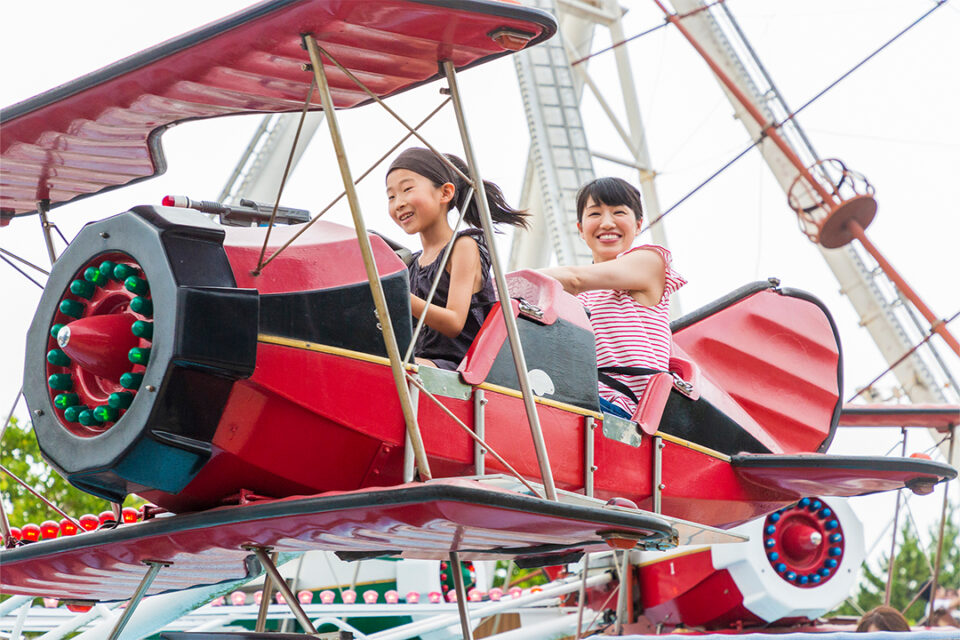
[256,98,450,272]
[0,463,82,528]
[0,247,49,276]
[570,0,727,67]
[0,253,45,289]
[848,310,960,403]
[644,0,949,233]
[254,78,316,274]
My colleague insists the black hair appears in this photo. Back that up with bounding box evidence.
[576,177,643,224]
[388,147,528,229]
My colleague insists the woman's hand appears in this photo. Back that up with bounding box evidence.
[539,248,666,304]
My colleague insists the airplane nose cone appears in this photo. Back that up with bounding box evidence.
[59,313,139,382]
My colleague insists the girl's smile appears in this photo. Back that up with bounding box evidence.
[386,168,453,236]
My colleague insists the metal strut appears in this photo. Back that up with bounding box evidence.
[450,551,474,640]
[107,560,169,640]
[442,59,558,501]
[303,34,432,481]
[247,546,318,633]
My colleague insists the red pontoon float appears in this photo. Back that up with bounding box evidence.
[0,0,955,617]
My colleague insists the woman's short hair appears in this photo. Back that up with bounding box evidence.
[575,177,643,223]
[855,605,911,632]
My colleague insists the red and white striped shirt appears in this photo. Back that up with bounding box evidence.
[577,245,686,416]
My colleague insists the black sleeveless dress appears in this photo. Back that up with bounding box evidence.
[408,228,496,370]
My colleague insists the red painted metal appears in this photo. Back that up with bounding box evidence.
[59,313,138,382]
[672,290,840,454]
[839,404,960,429]
[0,479,670,600]
[0,0,554,216]
[734,460,948,498]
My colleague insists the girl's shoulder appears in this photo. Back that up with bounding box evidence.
[453,228,491,270]
[619,244,687,296]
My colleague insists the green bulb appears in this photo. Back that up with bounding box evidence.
[54,393,79,409]
[63,405,87,423]
[128,347,151,365]
[108,391,134,409]
[69,279,96,299]
[93,405,119,423]
[124,276,149,296]
[47,349,71,367]
[59,299,85,318]
[99,260,117,280]
[78,409,100,426]
[84,266,106,285]
[131,320,153,340]
[130,296,153,317]
[120,372,143,390]
[113,263,139,281]
[48,373,73,391]
[50,323,66,339]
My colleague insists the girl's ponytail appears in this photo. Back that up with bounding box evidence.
[388,147,528,230]
[444,154,529,230]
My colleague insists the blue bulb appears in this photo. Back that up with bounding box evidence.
[799,575,809,585]
[825,558,838,568]
[765,525,777,535]
[829,533,843,543]
[785,571,797,581]
[829,546,843,557]
[819,568,831,577]
[799,498,811,507]
[826,519,839,530]
[776,563,787,573]
[768,552,779,561]
[811,574,822,583]
[765,538,776,548]
[819,508,832,518]
[770,512,781,522]
[810,500,822,510]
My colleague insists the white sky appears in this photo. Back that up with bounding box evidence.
[1,0,958,577]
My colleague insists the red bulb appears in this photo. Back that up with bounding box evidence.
[121,507,139,523]
[79,514,99,531]
[21,523,41,542]
[161,195,175,207]
[66,603,93,613]
[60,518,80,536]
[99,510,116,526]
[40,520,60,539]
[9,526,22,541]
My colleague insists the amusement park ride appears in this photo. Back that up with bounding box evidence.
[1,0,958,637]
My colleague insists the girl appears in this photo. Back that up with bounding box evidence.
[541,177,686,418]
[386,147,528,370]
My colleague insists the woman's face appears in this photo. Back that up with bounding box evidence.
[578,196,642,263]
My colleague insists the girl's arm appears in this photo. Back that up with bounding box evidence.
[541,248,666,303]
[410,235,483,338]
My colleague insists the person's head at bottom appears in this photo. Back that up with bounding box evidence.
[856,605,911,632]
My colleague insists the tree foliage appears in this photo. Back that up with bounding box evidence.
[1,416,114,526]
[831,502,960,623]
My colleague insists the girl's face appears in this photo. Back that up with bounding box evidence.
[577,196,642,263]
[386,169,453,235]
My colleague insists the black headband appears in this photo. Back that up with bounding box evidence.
[388,147,471,210]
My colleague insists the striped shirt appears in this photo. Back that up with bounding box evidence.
[577,245,686,416]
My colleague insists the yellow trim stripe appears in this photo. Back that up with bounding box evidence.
[257,334,729,460]
[634,545,711,568]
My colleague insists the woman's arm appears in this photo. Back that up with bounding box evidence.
[410,236,483,338]
[541,248,666,302]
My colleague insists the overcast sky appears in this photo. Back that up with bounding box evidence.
[2,0,958,570]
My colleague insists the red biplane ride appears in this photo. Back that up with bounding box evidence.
[0,0,955,631]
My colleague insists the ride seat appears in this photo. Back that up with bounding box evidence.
[458,270,599,412]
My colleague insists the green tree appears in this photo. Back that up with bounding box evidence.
[832,503,960,624]
[1,416,115,526]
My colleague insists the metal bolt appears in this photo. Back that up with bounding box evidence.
[658,441,665,449]
[590,465,598,472]
[100,232,110,239]
[480,398,488,406]
[658,483,666,490]
[144,385,156,392]
[301,63,314,72]
[34,409,44,417]
[439,87,451,95]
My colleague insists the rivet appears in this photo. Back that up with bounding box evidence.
[34,409,44,417]
[145,385,156,392]
[100,232,110,239]
[658,483,666,490]
[590,465,598,472]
